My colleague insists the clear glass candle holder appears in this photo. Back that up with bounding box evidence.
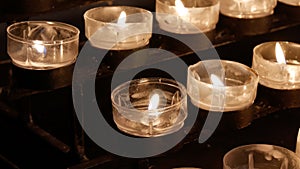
[156,0,220,34]
[220,0,277,19]
[187,60,259,112]
[84,6,152,50]
[7,21,79,70]
[252,41,300,90]
[279,0,300,6]
[111,78,187,137]
[223,144,300,169]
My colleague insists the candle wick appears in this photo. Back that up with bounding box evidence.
[248,152,254,169]
[149,121,153,135]
[115,31,123,49]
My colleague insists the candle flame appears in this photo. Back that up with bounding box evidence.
[117,11,127,26]
[175,0,188,17]
[148,93,160,110]
[140,93,160,127]
[33,40,45,54]
[275,42,286,64]
[210,74,225,87]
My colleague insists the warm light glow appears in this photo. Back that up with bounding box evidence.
[117,11,127,26]
[140,93,160,126]
[148,93,160,110]
[210,74,225,112]
[210,74,225,87]
[289,69,296,82]
[296,128,300,156]
[33,40,45,54]
[175,0,188,17]
[275,42,286,64]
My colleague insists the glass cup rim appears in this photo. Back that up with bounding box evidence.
[188,59,259,89]
[84,6,152,24]
[111,77,187,113]
[7,20,80,45]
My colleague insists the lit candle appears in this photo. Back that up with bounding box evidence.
[7,21,79,70]
[220,0,277,18]
[142,93,161,135]
[275,42,298,84]
[175,0,188,18]
[252,41,300,90]
[156,0,220,34]
[84,6,153,50]
[111,78,187,137]
[117,11,127,26]
[174,0,190,31]
[187,60,258,112]
[115,11,128,44]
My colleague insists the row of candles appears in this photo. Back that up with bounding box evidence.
[7,0,300,69]
[4,1,300,168]
[111,41,300,137]
[84,0,298,49]
[5,0,300,137]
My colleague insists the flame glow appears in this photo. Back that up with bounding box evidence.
[275,42,286,64]
[289,70,296,82]
[148,93,160,110]
[117,11,127,26]
[175,0,188,17]
[210,74,225,87]
[296,129,300,156]
[33,40,45,54]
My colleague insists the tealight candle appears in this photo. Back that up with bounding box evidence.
[111,78,187,137]
[252,41,300,90]
[187,60,259,112]
[223,144,300,169]
[156,0,220,34]
[220,0,277,19]
[7,21,79,70]
[279,0,300,6]
[84,6,153,50]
